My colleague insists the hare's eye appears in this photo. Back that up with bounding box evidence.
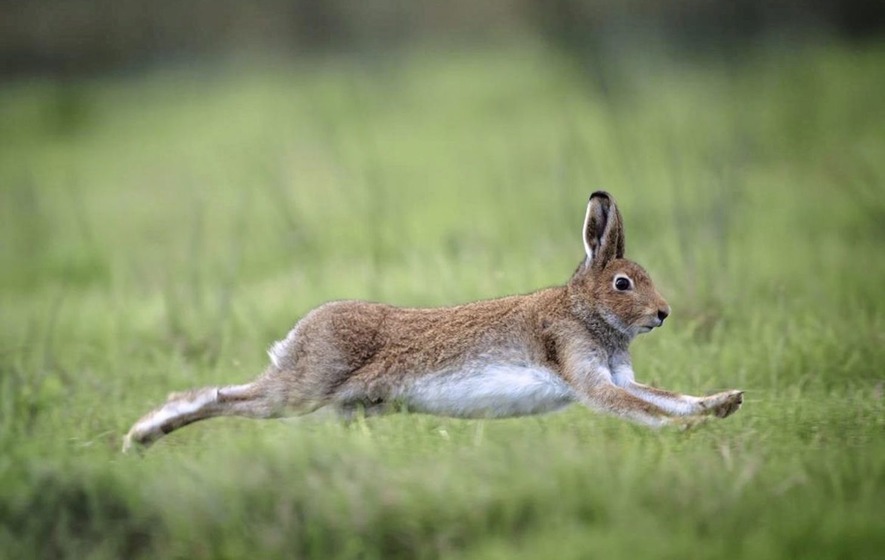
[614,276,632,291]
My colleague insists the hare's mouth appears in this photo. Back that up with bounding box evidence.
[638,319,664,333]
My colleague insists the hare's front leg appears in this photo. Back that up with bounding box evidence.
[559,352,686,427]
[696,389,744,418]
[624,383,742,418]
[611,359,743,418]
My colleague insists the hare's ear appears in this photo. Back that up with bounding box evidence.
[582,191,625,269]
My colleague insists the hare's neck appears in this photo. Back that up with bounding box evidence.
[581,311,633,352]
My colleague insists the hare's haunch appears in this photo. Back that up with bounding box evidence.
[123,192,742,451]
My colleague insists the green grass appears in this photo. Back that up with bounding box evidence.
[1,40,884,559]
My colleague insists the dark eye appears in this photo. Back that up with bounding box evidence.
[614,277,631,291]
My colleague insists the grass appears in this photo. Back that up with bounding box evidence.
[1,39,884,559]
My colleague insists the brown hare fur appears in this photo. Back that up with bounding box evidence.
[123,191,742,451]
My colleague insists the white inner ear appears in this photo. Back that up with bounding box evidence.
[582,202,595,263]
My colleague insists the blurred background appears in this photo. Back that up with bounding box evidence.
[2,1,884,78]
[2,0,884,357]
[2,0,884,330]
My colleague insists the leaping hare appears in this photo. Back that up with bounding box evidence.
[123,191,742,451]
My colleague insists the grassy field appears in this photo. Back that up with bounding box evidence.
[1,40,883,559]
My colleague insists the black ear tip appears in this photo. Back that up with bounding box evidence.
[589,190,612,201]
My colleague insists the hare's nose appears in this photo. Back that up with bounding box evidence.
[657,308,670,322]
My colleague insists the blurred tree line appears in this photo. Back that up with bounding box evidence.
[1,0,883,77]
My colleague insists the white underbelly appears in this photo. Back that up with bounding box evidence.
[399,364,575,418]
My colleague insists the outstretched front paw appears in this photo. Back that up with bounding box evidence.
[701,390,743,419]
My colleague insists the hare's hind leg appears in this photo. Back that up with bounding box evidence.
[122,375,319,452]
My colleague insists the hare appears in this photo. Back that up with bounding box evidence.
[123,191,742,452]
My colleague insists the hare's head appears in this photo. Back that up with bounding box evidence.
[568,191,670,339]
